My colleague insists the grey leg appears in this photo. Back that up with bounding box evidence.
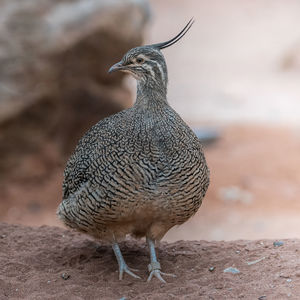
[146,237,176,283]
[112,242,141,280]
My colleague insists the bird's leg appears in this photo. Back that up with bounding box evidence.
[112,242,141,280]
[146,237,176,283]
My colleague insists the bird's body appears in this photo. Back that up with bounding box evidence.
[57,19,209,282]
[59,97,208,242]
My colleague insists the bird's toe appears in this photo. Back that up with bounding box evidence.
[147,262,176,283]
[119,264,141,280]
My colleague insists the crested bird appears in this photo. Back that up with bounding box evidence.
[57,19,210,283]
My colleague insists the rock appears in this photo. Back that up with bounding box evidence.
[223,267,240,274]
[219,186,253,205]
[192,127,221,146]
[0,0,150,181]
[61,273,70,280]
[273,241,284,247]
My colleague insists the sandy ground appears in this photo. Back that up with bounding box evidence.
[0,223,299,300]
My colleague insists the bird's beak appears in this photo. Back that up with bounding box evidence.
[108,61,124,73]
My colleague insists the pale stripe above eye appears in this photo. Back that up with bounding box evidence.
[136,54,149,61]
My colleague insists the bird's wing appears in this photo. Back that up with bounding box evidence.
[62,110,130,199]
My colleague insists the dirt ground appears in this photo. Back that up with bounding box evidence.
[0,223,299,300]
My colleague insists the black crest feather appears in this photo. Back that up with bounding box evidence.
[149,18,194,50]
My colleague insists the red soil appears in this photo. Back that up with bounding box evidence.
[1,223,299,299]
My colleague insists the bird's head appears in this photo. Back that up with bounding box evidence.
[108,19,194,89]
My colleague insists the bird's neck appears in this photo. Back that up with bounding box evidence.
[134,78,168,110]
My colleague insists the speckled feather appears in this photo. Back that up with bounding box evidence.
[57,33,209,243]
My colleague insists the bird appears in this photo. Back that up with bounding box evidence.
[57,19,210,283]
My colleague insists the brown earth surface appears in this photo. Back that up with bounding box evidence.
[0,223,299,300]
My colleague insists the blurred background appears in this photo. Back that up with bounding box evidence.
[0,0,300,242]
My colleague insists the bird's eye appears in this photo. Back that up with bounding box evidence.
[136,58,144,64]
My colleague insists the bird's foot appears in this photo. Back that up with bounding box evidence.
[112,242,141,280]
[118,262,141,280]
[147,261,176,283]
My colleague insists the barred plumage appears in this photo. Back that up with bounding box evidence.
[57,19,209,283]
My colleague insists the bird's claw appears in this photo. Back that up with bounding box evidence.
[147,262,176,283]
[119,264,141,280]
